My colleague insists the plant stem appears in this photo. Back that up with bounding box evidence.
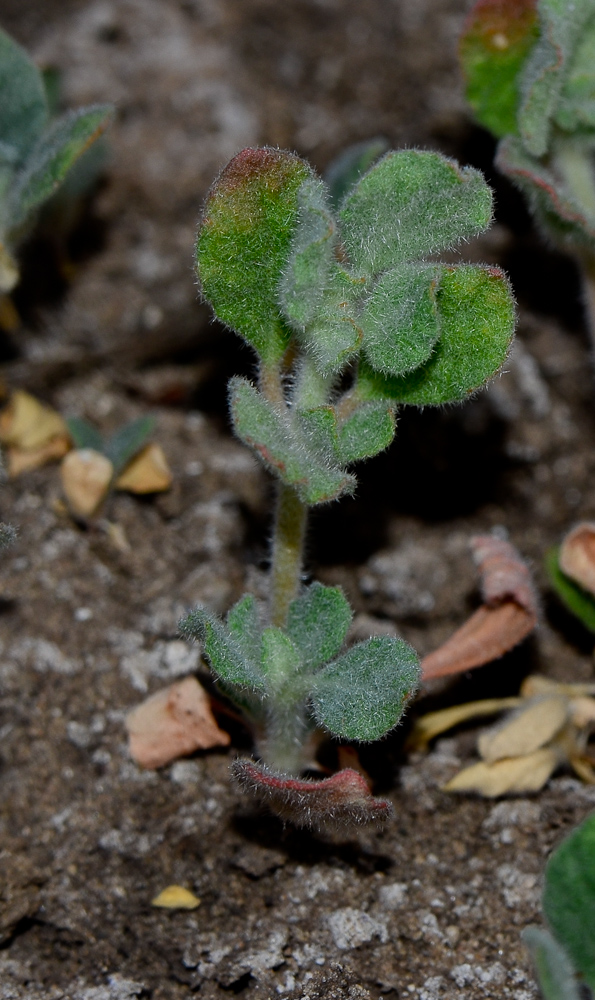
[269,483,307,627]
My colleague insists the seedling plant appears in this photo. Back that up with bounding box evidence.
[179,144,515,825]
[0,27,113,294]
[460,0,595,342]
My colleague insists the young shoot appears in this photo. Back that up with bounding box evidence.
[179,144,515,825]
[460,0,595,346]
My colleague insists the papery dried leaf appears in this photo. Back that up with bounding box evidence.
[559,523,595,597]
[471,534,537,613]
[408,697,521,751]
[6,434,70,476]
[421,602,535,680]
[0,390,68,450]
[114,443,172,494]
[478,695,568,763]
[569,697,595,729]
[126,676,230,769]
[231,759,393,831]
[60,448,113,518]
[569,756,595,785]
[151,885,201,910]
[521,674,595,699]
[444,746,560,797]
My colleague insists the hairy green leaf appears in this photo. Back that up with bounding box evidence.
[311,636,420,741]
[522,927,581,1000]
[196,147,312,365]
[0,28,48,164]
[335,400,396,463]
[324,137,389,209]
[226,594,263,668]
[66,417,103,453]
[358,265,515,406]
[229,377,355,504]
[543,811,595,991]
[8,105,114,230]
[286,582,352,671]
[278,177,338,328]
[360,263,442,376]
[459,0,539,138]
[545,547,595,632]
[105,415,155,474]
[261,627,302,690]
[339,150,493,278]
[179,606,265,690]
[556,17,595,133]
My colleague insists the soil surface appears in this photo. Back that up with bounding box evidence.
[2,1,595,998]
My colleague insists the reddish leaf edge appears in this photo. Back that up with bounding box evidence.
[231,759,393,831]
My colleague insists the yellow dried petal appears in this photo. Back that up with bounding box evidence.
[61,449,113,518]
[6,435,71,476]
[115,443,172,494]
[408,698,521,751]
[559,522,595,596]
[478,696,568,763]
[0,390,68,450]
[569,696,595,729]
[151,885,201,910]
[444,747,560,797]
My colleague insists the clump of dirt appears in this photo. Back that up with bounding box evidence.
[1,1,595,998]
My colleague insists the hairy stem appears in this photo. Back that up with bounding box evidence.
[270,483,308,628]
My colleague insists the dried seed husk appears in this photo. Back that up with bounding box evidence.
[151,885,201,910]
[60,448,113,518]
[0,389,68,450]
[6,434,70,476]
[559,523,595,596]
[444,747,560,797]
[478,695,569,763]
[114,442,172,493]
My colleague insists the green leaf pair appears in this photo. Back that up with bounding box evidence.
[524,810,595,999]
[179,581,420,744]
[461,0,595,253]
[0,28,113,292]
[67,415,155,475]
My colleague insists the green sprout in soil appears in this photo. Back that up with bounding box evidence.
[524,810,595,1000]
[0,27,113,294]
[460,0,595,345]
[179,145,515,827]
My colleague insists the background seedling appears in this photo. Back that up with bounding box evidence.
[179,144,515,824]
[460,0,595,347]
[0,27,113,295]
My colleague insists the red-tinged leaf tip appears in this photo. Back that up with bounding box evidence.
[461,0,538,54]
[204,147,309,210]
[231,759,393,831]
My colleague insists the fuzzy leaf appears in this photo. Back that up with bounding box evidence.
[556,20,595,133]
[286,582,352,671]
[66,417,103,453]
[543,811,595,991]
[178,606,265,691]
[460,0,539,138]
[360,263,442,375]
[0,28,48,164]
[339,150,493,278]
[196,147,312,365]
[226,594,263,668]
[229,377,355,504]
[518,0,593,157]
[358,265,515,406]
[311,636,420,741]
[8,105,114,230]
[335,400,396,464]
[261,627,302,689]
[297,269,364,376]
[297,405,339,463]
[546,547,595,632]
[522,927,582,1000]
[104,416,155,474]
[325,137,389,209]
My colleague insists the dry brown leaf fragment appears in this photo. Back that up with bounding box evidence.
[126,676,230,769]
[477,695,569,763]
[444,747,560,797]
[421,603,535,680]
[151,885,201,910]
[471,534,538,613]
[0,390,68,453]
[559,522,595,596]
[115,443,172,494]
[6,435,70,477]
[407,697,521,751]
[60,449,113,518]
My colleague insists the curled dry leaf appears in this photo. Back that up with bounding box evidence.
[408,697,521,751]
[60,448,113,518]
[443,748,561,797]
[421,535,537,681]
[6,435,70,477]
[559,523,595,596]
[231,759,393,831]
[151,885,201,910]
[114,442,172,494]
[126,676,230,769]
